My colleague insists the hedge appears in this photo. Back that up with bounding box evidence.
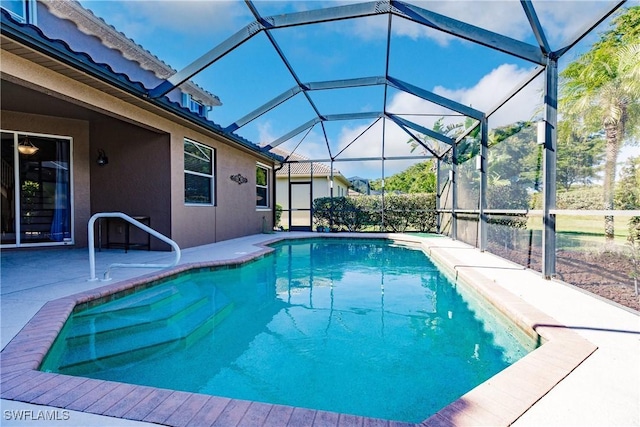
[312,193,437,232]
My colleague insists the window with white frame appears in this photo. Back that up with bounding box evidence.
[256,163,270,208]
[1,0,36,23]
[182,93,209,117]
[190,99,205,116]
[184,138,214,205]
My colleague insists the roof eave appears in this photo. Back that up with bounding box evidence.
[0,9,277,162]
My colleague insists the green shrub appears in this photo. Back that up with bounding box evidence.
[275,203,283,227]
[384,193,437,232]
[333,197,370,231]
[487,183,530,210]
[557,186,603,210]
[384,194,413,232]
[312,197,369,231]
[312,194,437,232]
[487,214,528,249]
[357,196,382,229]
[312,198,332,229]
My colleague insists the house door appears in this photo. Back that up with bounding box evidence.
[0,132,73,247]
[289,181,312,231]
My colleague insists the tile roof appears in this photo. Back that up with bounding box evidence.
[43,0,221,106]
[271,148,344,179]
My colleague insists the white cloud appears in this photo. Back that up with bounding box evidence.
[424,1,530,40]
[257,121,277,146]
[433,63,543,126]
[326,62,544,178]
[265,125,332,160]
[252,63,544,178]
[326,0,624,52]
[339,0,531,46]
[330,114,437,177]
[533,1,623,48]
[294,131,334,160]
[120,1,250,36]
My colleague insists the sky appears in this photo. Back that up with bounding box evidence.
[77,0,639,178]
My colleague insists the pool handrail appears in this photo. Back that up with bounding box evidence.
[88,212,181,281]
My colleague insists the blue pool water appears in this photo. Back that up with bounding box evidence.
[42,239,536,422]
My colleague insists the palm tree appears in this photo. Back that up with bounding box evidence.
[560,8,640,241]
[407,117,471,158]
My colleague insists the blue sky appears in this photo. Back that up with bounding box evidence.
[77,0,638,178]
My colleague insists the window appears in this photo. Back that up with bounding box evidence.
[184,139,214,205]
[1,131,73,247]
[182,93,209,117]
[1,0,36,23]
[256,163,270,208]
[189,99,205,115]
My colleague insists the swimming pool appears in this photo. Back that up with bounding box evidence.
[41,238,537,423]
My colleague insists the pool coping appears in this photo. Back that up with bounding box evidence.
[0,234,598,427]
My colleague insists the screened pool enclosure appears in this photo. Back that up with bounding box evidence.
[92,1,640,297]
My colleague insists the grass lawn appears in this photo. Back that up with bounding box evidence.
[527,215,632,247]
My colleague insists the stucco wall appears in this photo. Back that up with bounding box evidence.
[311,177,330,200]
[90,120,172,250]
[0,111,91,246]
[169,129,273,246]
[276,179,289,210]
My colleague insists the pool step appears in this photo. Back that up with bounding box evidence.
[65,289,210,346]
[75,286,180,318]
[57,291,233,374]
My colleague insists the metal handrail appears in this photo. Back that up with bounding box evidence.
[88,212,181,281]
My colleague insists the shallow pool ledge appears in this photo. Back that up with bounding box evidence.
[0,233,598,427]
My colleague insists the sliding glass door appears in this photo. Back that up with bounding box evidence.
[1,131,73,247]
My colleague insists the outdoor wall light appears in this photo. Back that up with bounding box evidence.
[17,137,39,155]
[537,120,546,145]
[96,149,109,166]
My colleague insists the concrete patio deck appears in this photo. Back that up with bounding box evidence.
[1,232,639,426]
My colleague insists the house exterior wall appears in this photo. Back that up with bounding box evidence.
[170,129,271,246]
[90,120,172,250]
[1,48,273,249]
